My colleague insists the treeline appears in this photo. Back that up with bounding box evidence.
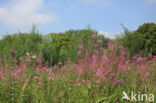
[0,22,156,65]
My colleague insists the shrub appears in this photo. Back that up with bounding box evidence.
[0,32,43,59]
[41,33,74,65]
[41,29,110,65]
[117,22,156,56]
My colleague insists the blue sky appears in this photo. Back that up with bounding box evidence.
[0,0,156,38]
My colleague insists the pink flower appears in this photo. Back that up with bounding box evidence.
[101,55,109,65]
[112,78,123,85]
[0,75,4,80]
[3,81,9,85]
[96,68,105,77]
[11,69,22,77]
[35,67,42,73]
[153,56,156,60]
[136,57,144,62]
[92,54,97,63]
[33,76,39,79]
[91,34,97,38]
[27,55,32,60]
[120,50,128,56]
[125,60,129,65]
[57,62,62,66]
[110,73,118,77]
[108,43,116,51]
[78,44,83,49]
[47,77,54,81]
[132,55,138,59]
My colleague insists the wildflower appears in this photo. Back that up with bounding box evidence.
[96,68,105,77]
[136,56,144,62]
[112,78,123,85]
[91,34,96,38]
[110,73,118,77]
[57,61,62,66]
[92,54,97,63]
[0,75,4,80]
[125,60,129,65]
[153,56,156,60]
[35,67,42,73]
[101,55,109,65]
[120,50,128,56]
[33,76,39,79]
[3,81,9,85]
[78,44,83,49]
[32,55,36,59]
[27,55,32,60]
[11,69,22,77]
[99,47,104,52]
[108,42,116,51]
[47,77,54,81]
[132,55,138,59]
[26,52,30,56]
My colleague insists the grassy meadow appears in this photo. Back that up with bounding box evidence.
[0,23,156,103]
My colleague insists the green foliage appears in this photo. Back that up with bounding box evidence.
[0,28,109,65]
[0,32,42,59]
[41,33,73,65]
[136,23,156,55]
[65,29,110,50]
[41,29,110,65]
[117,22,156,56]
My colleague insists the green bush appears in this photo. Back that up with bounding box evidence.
[41,29,110,65]
[41,33,74,65]
[136,23,156,55]
[0,32,43,59]
[117,22,156,56]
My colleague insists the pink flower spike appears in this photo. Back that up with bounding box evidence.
[108,42,116,51]
[103,55,109,61]
[136,57,144,62]
[96,68,105,77]
[92,54,97,63]
[91,34,96,38]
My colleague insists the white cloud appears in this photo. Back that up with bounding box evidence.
[0,0,57,29]
[98,31,120,39]
[82,0,110,7]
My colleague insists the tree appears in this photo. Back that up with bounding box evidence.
[118,22,156,56]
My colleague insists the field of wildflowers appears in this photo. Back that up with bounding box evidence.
[0,33,156,103]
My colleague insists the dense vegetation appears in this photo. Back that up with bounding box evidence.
[0,28,109,65]
[0,23,156,103]
[117,23,156,56]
